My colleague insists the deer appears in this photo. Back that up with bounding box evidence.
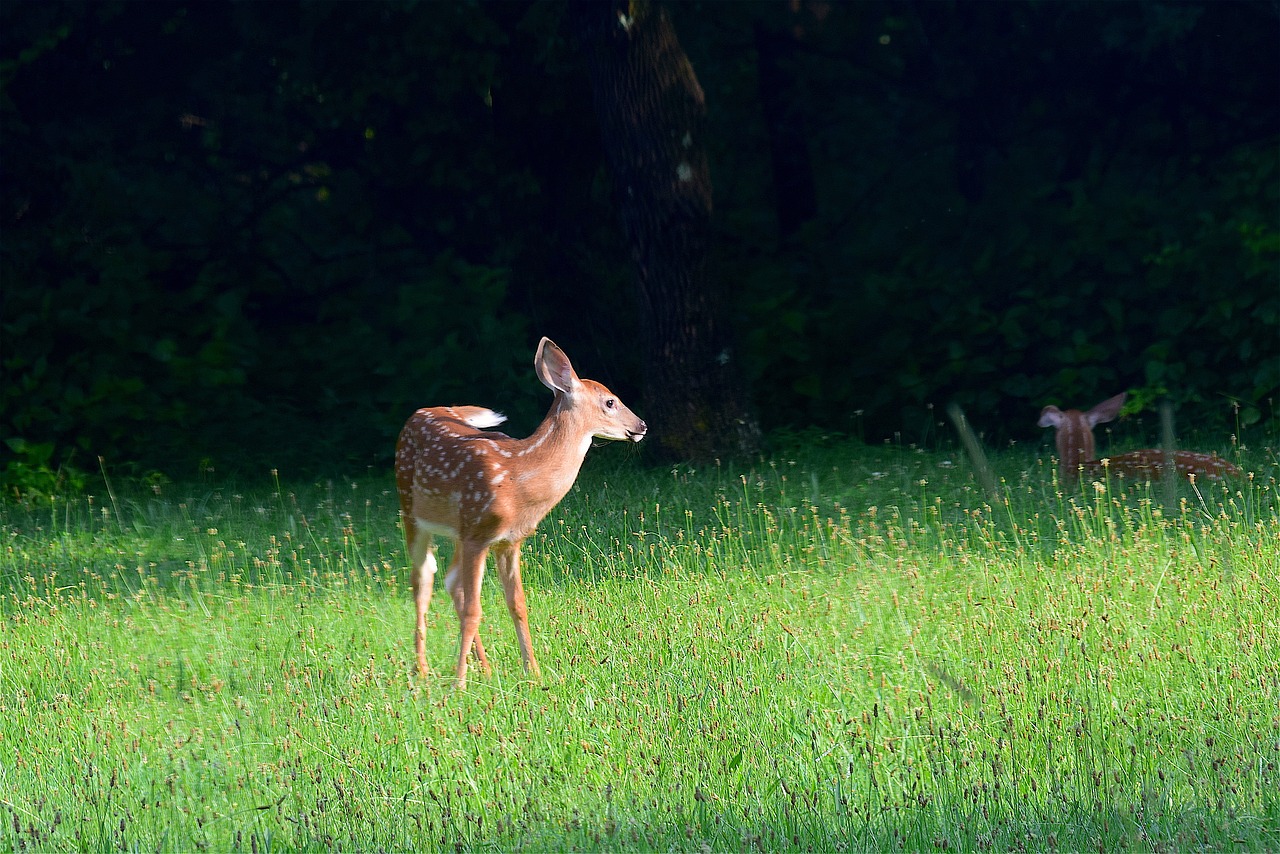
[1037,392,1241,484]
[395,337,646,688]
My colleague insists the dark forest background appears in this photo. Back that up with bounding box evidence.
[2,0,1277,486]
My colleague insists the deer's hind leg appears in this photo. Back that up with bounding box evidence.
[446,541,491,688]
[407,525,437,678]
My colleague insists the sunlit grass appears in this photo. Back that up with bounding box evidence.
[1,442,1277,851]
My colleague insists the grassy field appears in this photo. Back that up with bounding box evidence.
[1,439,1277,851]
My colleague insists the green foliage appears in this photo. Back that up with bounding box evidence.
[1,2,538,474]
[705,1,1279,442]
[0,437,85,503]
[1,1,1276,472]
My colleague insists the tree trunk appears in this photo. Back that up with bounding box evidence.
[572,0,761,461]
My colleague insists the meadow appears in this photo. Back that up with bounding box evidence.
[1,438,1277,852]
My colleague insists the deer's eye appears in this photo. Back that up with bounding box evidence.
[605,398,616,410]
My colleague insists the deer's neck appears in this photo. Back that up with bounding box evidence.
[1056,412,1096,474]
[509,395,592,507]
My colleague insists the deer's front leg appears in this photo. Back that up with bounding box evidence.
[494,540,541,682]
[445,549,491,674]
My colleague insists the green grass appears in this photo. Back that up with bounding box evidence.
[1,441,1277,852]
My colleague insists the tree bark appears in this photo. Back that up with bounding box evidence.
[572,0,761,461]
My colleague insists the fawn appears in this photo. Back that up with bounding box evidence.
[1037,393,1240,483]
[395,338,646,688]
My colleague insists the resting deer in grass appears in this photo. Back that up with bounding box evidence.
[395,338,646,688]
[1037,392,1241,484]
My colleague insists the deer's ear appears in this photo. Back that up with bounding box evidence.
[1037,406,1064,428]
[1086,393,1125,427]
[534,337,578,394]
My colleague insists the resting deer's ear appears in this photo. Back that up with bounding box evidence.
[1038,406,1065,429]
[1086,393,1126,427]
[534,337,578,395]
